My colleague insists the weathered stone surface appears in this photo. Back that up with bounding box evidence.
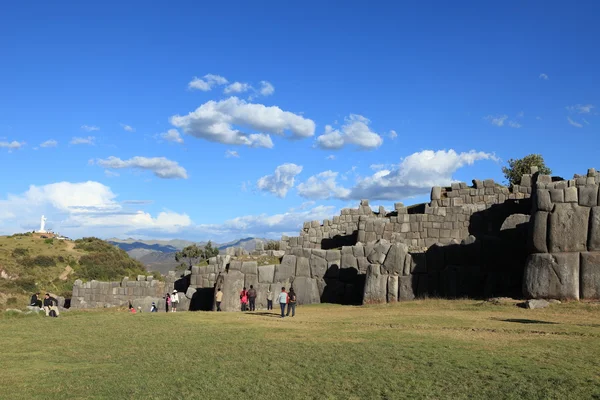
[292,277,320,305]
[381,243,408,275]
[549,189,564,203]
[564,186,578,203]
[403,254,412,276]
[399,276,416,301]
[588,207,600,251]
[387,275,398,302]
[579,185,598,207]
[241,261,258,276]
[229,260,242,271]
[524,299,550,309]
[244,274,259,291]
[295,257,311,277]
[219,270,245,311]
[275,255,297,282]
[341,247,358,270]
[536,189,552,212]
[500,214,530,231]
[548,203,589,253]
[523,253,579,300]
[363,264,387,304]
[258,265,275,283]
[310,255,328,278]
[431,186,442,200]
[580,252,600,299]
[530,211,549,253]
[185,287,196,299]
[326,250,341,261]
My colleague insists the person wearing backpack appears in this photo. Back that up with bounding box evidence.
[247,285,257,311]
[286,287,297,317]
[277,287,288,318]
[43,293,59,317]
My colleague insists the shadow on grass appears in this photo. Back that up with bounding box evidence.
[245,312,282,318]
[493,318,559,325]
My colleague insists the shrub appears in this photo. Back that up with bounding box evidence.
[33,255,56,267]
[12,248,29,257]
[502,154,552,186]
[265,241,280,251]
[44,238,54,245]
[74,237,147,281]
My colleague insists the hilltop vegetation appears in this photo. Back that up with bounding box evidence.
[0,234,149,308]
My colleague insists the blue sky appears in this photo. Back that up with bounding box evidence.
[0,1,598,241]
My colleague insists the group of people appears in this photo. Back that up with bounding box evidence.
[212,286,297,318]
[30,292,60,317]
[128,289,180,313]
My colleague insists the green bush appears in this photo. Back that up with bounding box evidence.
[33,255,56,267]
[74,237,147,281]
[44,238,54,245]
[12,248,29,257]
[265,241,280,251]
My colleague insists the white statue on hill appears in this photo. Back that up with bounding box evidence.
[38,215,47,233]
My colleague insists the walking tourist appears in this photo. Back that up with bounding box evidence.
[278,287,288,318]
[171,290,179,312]
[286,287,297,317]
[215,288,223,311]
[248,285,257,311]
[266,289,273,310]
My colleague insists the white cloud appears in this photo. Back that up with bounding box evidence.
[121,124,135,132]
[485,115,508,127]
[297,171,351,200]
[326,155,336,160]
[0,140,25,150]
[370,164,386,170]
[298,149,497,201]
[40,140,58,148]
[517,111,524,118]
[566,104,595,114]
[225,150,239,158]
[0,181,191,237]
[259,81,275,96]
[95,156,188,179]
[81,125,99,132]
[567,117,583,128]
[224,82,252,94]
[316,114,383,150]
[508,121,522,128]
[257,163,303,198]
[70,136,95,145]
[539,73,549,80]
[170,96,315,148]
[104,170,120,177]
[188,74,228,91]
[389,130,398,139]
[161,129,184,144]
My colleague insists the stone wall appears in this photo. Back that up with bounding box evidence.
[524,169,600,300]
[281,176,533,251]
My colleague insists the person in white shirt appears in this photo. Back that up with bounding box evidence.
[171,290,180,312]
[266,289,273,310]
[277,287,288,318]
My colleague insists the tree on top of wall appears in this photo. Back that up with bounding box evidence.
[175,242,220,269]
[502,154,552,186]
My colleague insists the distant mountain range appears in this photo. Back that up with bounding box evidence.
[108,237,269,274]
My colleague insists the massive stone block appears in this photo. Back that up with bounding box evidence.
[579,185,598,207]
[530,211,549,253]
[399,276,416,301]
[292,277,320,305]
[275,256,297,282]
[310,255,328,278]
[382,243,408,275]
[363,264,387,304]
[548,203,590,253]
[588,207,600,251]
[536,189,552,212]
[241,261,258,276]
[219,270,245,311]
[341,247,358,269]
[244,274,259,291]
[387,275,398,302]
[296,257,311,277]
[580,252,600,299]
[523,253,579,300]
[258,265,275,283]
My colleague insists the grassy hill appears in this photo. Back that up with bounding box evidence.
[0,233,150,309]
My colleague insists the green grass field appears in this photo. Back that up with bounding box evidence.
[1,300,599,400]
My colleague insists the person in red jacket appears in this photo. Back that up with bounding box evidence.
[240,287,248,311]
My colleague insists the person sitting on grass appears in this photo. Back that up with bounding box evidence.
[278,287,288,318]
[43,293,59,317]
[30,292,42,308]
[150,302,158,312]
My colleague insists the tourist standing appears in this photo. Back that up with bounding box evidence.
[247,285,257,311]
[277,287,288,318]
[286,287,297,317]
[240,287,248,311]
[165,293,171,312]
[215,288,223,311]
[266,289,273,310]
[171,290,179,312]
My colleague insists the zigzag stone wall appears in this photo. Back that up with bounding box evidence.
[524,169,600,300]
